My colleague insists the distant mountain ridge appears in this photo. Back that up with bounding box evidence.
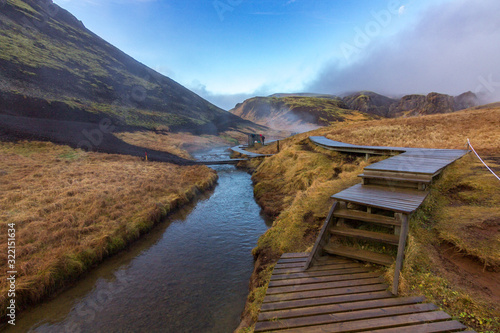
[230,91,479,131]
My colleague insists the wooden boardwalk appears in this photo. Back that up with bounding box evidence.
[255,137,473,332]
[231,145,274,158]
[256,253,471,332]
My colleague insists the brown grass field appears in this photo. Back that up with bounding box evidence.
[0,141,217,319]
[237,105,500,332]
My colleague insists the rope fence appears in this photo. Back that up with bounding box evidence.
[467,138,500,181]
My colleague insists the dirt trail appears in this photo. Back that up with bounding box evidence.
[438,242,500,305]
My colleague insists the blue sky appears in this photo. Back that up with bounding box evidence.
[53,0,500,110]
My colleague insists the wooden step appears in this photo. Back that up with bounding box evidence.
[331,184,428,214]
[254,303,438,332]
[359,173,432,184]
[260,290,393,312]
[333,208,399,227]
[266,311,452,333]
[258,296,425,321]
[366,320,467,332]
[330,226,399,245]
[324,244,394,266]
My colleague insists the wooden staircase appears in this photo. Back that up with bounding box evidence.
[304,137,469,295]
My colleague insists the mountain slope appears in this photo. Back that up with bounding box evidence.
[342,91,398,117]
[388,92,479,117]
[0,0,261,148]
[230,96,374,131]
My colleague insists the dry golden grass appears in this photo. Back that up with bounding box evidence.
[237,105,500,332]
[391,155,500,331]
[0,141,217,316]
[312,105,500,155]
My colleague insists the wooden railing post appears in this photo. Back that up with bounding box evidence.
[392,213,409,295]
[304,201,338,270]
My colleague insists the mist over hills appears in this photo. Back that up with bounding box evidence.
[230,95,375,132]
[229,91,479,131]
[0,0,262,160]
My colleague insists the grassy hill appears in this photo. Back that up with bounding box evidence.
[0,0,264,158]
[235,104,500,332]
[229,96,374,131]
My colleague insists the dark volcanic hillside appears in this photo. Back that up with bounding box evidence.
[342,91,398,117]
[0,0,260,154]
[229,96,374,131]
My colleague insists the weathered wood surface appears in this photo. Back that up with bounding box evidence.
[309,136,468,162]
[333,208,399,226]
[256,254,474,332]
[331,184,429,213]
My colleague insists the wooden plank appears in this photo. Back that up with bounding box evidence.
[364,154,458,175]
[262,283,389,303]
[330,226,399,245]
[304,202,338,270]
[270,267,372,281]
[364,320,467,332]
[277,257,309,264]
[311,257,353,265]
[303,262,364,272]
[323,244,394,266]
[254,303,438,332]
[359,173,433,183]
[331,184,429,213]
[268,272,381,287]
[272,262,363,275]
[269,311,451,333]
[266,277,384,295]
[275,262,307,269]
[393,214,409,295]
[333,208,399,227]
[258,296,425,321]
[281,253,309,259]
[260,290,393,312]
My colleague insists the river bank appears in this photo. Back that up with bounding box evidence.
[0,141,217,325]
[4,146,271,332]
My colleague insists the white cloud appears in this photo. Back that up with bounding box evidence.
[307,0,500,102]
[398,5,406,15]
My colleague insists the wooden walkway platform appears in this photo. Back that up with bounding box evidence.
[256,253,471,332]
[254,137,473,332]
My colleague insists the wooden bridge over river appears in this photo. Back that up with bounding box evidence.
[253,136,475,332]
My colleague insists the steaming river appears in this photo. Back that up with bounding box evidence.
[8,147,271,332]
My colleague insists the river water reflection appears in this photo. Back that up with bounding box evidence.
[10,147,270,333]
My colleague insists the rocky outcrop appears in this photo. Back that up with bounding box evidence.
[389,92,478,117]
[342,91,398,117]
